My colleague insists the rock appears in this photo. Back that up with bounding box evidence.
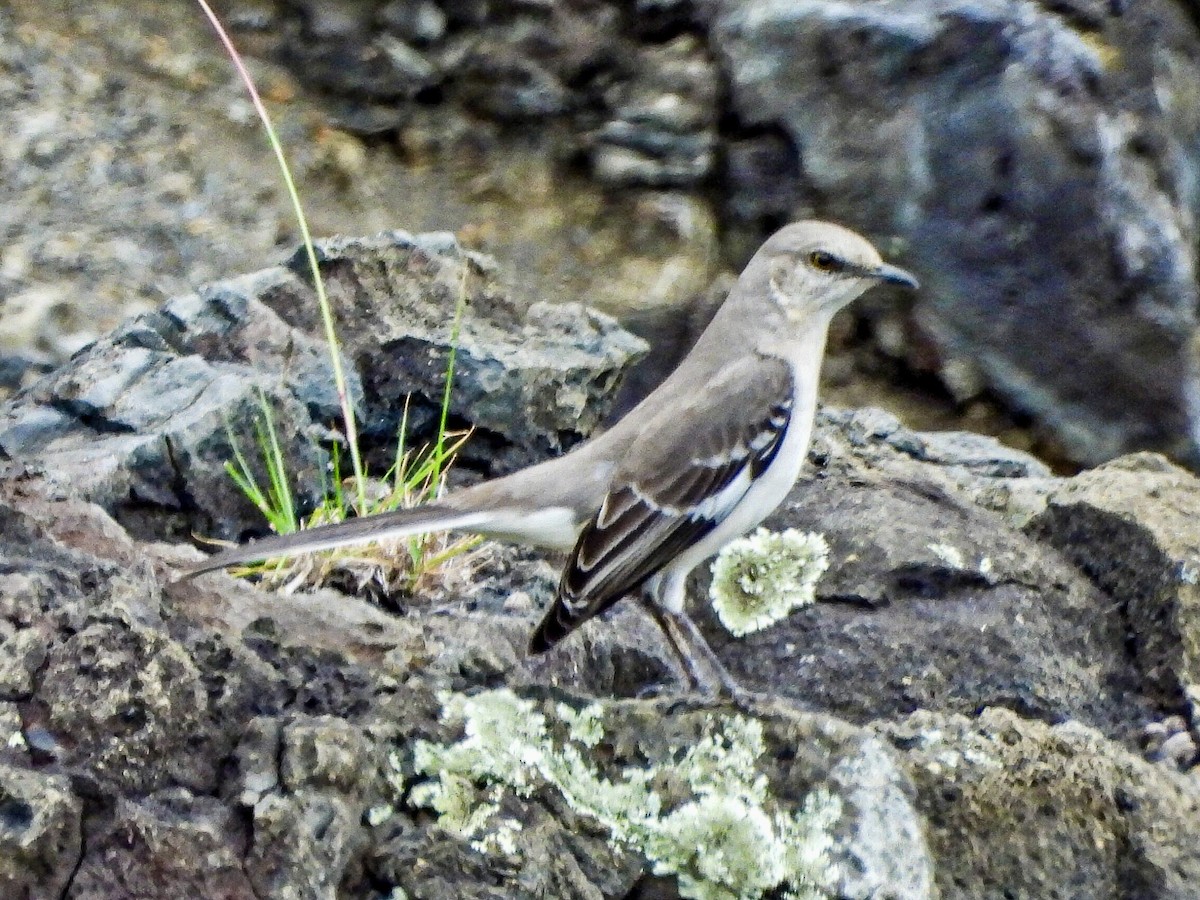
[247,791,364,899]
[456,50,570,121]
[40,613,213,794]
[12,0,1200,469]
[0,764,81,900]
[722,128,805,239]
[695,408,1153,741]
[378,0,447,45]
[0,232,645,541]
[269,232,647,473]
[0,268,333,544]
[881,707,1200,900]
[374,690,935,900]
[711,0,1200,465]
[2,379,1200,896]
[589,35,719,188]
[69,791,256,899]
[1026,452,1200,710]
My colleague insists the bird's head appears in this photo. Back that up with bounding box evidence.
[753,221,918,321]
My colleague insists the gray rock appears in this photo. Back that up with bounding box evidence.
[711,0,1200,465]
[247,790,364,900]
[456,50,570,120]
[0,273,332,543]
[378,0,447,45]
[0,231,645,541]
[590,35,720,188]
[596,699,936,900]
[881,707,1200,900]
[1027,452,1200,710]
[267,231,647,473]
[69,790,256,899]
[0,764,80,900]
[696,408,1152,740]
[3,388,1200,896]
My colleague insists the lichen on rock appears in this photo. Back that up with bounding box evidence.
[410,688,840,900]
[709,528,830,637]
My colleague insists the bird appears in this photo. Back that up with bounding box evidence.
[183,221,918,695]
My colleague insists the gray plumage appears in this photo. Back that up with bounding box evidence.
[183,221,917,675]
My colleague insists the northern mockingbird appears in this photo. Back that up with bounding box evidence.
[185,221,917,695]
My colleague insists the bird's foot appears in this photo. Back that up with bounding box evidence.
[706,669,778,716]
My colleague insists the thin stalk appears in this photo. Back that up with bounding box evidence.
[432,272,469,487]
[194,0,367,513]
[254,389,298,534]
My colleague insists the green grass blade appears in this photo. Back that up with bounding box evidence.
[255,388,298,534]
[195,0,367,514]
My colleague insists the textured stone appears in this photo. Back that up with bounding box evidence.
[695,409,1152,740]
[0,764,80,900]
[711,0,1200,465]
[1027,453,1200,709]
[266,232,647,473]
[882,708,1200,900]
[69,790,255,900]
[0,232,645,543]
[1,390,1199,897]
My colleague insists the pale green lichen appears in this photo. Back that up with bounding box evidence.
[556,700,605,747]
[709,529,830,637]
[411,689,840,900]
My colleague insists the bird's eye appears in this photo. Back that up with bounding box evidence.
[808,250,842,272]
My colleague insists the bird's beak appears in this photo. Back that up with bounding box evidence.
[872,262,919,290]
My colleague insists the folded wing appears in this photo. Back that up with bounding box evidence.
[529,355,794,651]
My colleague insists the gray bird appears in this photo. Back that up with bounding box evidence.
[184,221,918,694]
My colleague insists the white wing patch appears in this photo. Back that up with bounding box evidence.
[689,468,753,521]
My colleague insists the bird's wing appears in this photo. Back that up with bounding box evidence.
[529,354,794,651]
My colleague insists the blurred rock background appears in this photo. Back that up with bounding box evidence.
[5,0,1200,469]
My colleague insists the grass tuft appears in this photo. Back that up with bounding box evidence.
[198,1,478,596]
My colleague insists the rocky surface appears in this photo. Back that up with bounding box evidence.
[0,233,643,546]
[0,0,721,407]
[4,0,1200,895]
[231,0,1200,465]
[8,0,1200,468]
[698,409,1155,741]
[712,0,1200,466]
[1,236,1199,896]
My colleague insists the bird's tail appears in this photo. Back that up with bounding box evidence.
[528,599,575,654]
[180,503,501,578]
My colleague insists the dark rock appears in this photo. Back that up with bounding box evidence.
[0,763,80,900]
[590,35,720,188]
[2,382,1200,896]
[246,790,364,899]
[0,232,645,542]
[456,50,570,120]
[69,790,255,899]
[695,410,1152,741]
[722,129,805,235]
[1026,453,1200,712]
[711,0,1200,465]
[0,271,333,544]
[378,0,448,45]
[270,232,646,474]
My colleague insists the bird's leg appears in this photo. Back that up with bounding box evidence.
[642,599,716,694]
[642,600,756,706]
